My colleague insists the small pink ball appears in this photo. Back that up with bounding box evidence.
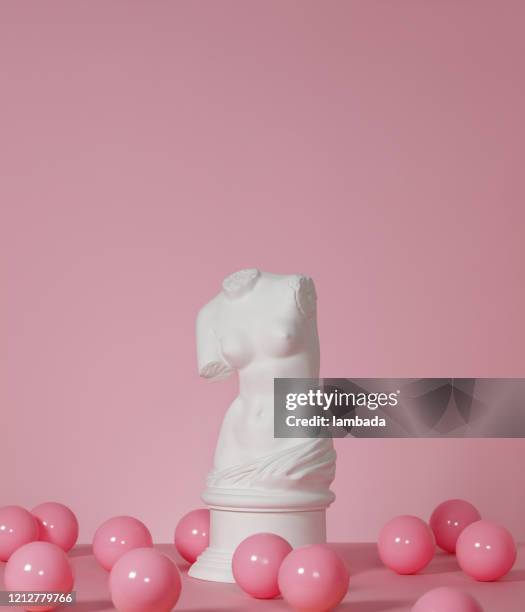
[430,499,481,554]
[32,502,79,553]
[93,516,153,570]
[278,544,349,612]
[456,520,516,581]
[232,533,292,599]
[174,508,210,564]
[4,541,74,612]
[0,505,39,561]
[378,515,435,575]
[412,587,483,612]
[109,547,182,612]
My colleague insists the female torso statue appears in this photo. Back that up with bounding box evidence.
[197,269,336,510]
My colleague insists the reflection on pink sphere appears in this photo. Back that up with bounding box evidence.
[232,533,292,599]
[92,516,153,570]
[4,541,74,612]
[378,515,435,575]
[0,505,40,561]
[430,499,481,554]
[32,502,79,553]
[174,509,210,564]
[278,544,349,612]
[109,547,182,612]
[412,587,483,612]
[456,520,516,581]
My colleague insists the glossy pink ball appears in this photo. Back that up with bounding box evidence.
[430,499,481,554]
[0,505,39,561]
[32,502,79,553]
[378,515,435,574]
[232,533,292,599]
[174,509,210,564]
[412,587,482,612]
[93,516,153,570]
[4,541,74,612]
[456,520,516,581]
[278,544,349,612]
[109,547,182,612]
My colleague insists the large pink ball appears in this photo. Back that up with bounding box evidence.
[32,502,79,553]
[378,515,435,575]
[412,587,482,612]
[174,509,209,564]
[278,544,349,612]
[109,547,182,612]
[0,505,39,561]
[456,520,516,581]
[430,499,481,554]
[93,516,153,570]
[4,541,74,612]
[232,533,292,599]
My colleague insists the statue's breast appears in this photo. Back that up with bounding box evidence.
[219,321,301,368]
[259,321,300,358]
[219,330,252,369]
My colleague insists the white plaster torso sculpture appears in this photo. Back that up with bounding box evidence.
[189,269,336,582]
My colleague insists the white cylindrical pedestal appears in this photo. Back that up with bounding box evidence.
[188,508,327,583]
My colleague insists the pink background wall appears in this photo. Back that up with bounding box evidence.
[1,1,524,543]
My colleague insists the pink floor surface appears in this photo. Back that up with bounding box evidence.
[1,543,523,611]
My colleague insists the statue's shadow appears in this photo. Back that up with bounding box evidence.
[331,542,383,573]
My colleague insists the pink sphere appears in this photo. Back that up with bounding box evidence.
[378,515,435,575]
[456,520,516,581]
[32,502,79,553]
[412,587,482,612]
[109,547,182,612]
[0,505,39,561]
[232,533,292,599]
[4,541,74,612]
[174,509,210,564]
[278,544,349,612]
[430,499,481,554]
[93,516,153,570]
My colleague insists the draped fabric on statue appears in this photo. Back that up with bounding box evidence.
[204,439,336,509]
